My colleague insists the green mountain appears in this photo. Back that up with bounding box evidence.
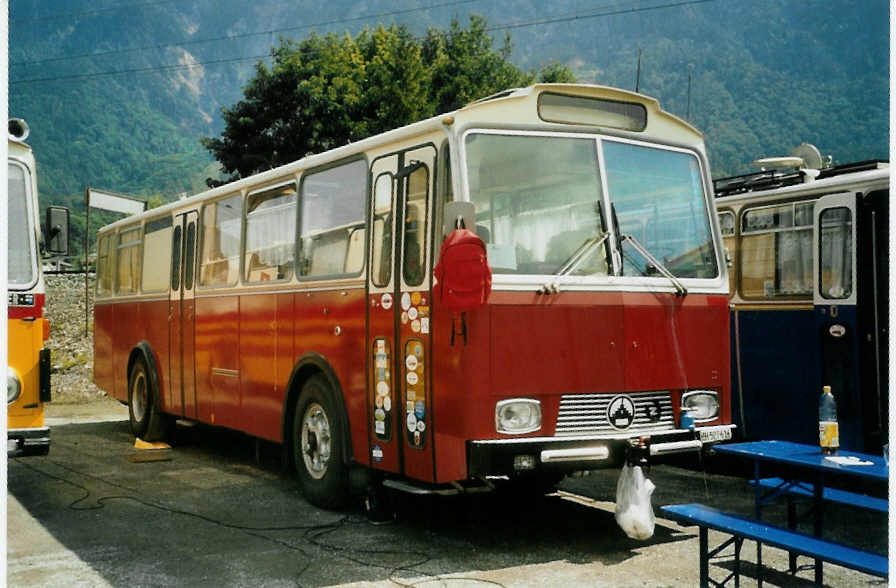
[10,0,888,248]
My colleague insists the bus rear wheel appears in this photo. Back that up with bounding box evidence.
[293,375,348,509]
[128,357,168,442]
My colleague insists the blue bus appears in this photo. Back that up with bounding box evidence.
[714,156,888,452]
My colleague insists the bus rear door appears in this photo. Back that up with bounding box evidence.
[366,145,437,482]
[169,210,199,418]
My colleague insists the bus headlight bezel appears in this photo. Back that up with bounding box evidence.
[496,398,542,435]
[8,367,22,405]
[681,390,719,422]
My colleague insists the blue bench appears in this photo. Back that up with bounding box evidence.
[749,477,888,513]
[661,503,887,587]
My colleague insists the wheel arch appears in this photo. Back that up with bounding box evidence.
[282,352,353,466]
[128,341,163,408]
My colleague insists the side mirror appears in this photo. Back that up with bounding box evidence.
[442,201,476,237]
[45,206,70,256]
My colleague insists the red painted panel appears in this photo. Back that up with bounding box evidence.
[292,290,368,463]
[168,295,183,414]
[195,295,239,426]
[139,299,171,411]
[182,297,197,418]
[622,293,730,398]
[275,294,295,442]
[430,290,731,483]
[430,301,492,483]
[489,291,626,400]
[93,303,117,399]
[7,293,44,319]
[240,294,281,440]
[112,301,143,399]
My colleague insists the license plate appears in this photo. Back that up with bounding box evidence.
[699,427,732,443]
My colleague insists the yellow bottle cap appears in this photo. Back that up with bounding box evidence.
[823,385,831,393]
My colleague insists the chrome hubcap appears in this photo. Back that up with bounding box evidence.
[132,371,147,422]
[301,402,331,480]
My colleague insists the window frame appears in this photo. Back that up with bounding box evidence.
[7,159,38,290]
[459,128,723,290]
[95,232,116,298]
[141,215,174,294]
[737,199,814,301]
[243,179,298,285]
[817,206,854,301]
[197,193,244,290]
[114,224,143,295]
[296,155,369,282]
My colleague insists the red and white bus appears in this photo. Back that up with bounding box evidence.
[93,84,733,507]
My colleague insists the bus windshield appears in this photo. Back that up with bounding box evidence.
[464,132,717,279]
[8,162,36,287]
[605,140,717,279]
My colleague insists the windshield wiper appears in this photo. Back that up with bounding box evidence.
[556,232,611,277]
[619,234,688,296]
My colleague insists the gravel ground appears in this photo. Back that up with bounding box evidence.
[44,273,106,404]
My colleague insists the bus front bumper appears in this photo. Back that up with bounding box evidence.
[8,427,50,457]
[467,425,734,477]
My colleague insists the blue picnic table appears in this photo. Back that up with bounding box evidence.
[663,440,888,586]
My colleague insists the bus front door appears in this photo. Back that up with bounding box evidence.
[169,210,199,419]
[367,145,437,483]
[813,193,861,449]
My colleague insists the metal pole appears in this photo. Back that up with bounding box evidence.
[84,187,90,337]
[635,48,642,93]
[687,72,692,120]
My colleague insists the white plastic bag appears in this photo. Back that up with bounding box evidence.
[614,463,656,540]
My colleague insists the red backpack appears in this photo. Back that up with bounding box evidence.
[433,228,492,312]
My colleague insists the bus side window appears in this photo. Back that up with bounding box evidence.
[299,159,367,279]
[402,165,428,286]
[818,207,853,299]
[245,183,296,283]
[199,194,242,287]
[739,201,813,299]
[718,210,736,296]
[142,216,173,293]
[95,234,113,297]
[371,172,393,287]
[171,225,182,291]
[184,222,196,289]
[115,225,142,295]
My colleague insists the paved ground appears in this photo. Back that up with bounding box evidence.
[7,398,888,587]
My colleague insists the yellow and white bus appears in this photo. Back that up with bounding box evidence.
[7,118,68,457]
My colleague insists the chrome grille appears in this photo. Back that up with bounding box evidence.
[555,391,675,437]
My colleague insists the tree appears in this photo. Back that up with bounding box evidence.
[202,16,575,182]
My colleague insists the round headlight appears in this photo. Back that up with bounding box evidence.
[682,390,719,421]
[8,367,22,405]
[496,399,542,434]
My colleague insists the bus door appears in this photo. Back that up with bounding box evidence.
[813,193,861,449]
[367,145,437,482]
[169,210,199,419]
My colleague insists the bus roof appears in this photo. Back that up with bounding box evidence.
[98,83,703,233]
[715,163,889,206]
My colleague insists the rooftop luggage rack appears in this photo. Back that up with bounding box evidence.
[714,159,888,198]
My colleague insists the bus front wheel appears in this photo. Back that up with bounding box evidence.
[293,375,348,509]
[128,357,168,442]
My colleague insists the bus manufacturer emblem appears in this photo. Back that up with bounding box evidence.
[828,324,846,338]
[607,395,636,430]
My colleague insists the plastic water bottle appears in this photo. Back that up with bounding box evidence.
[819,385,839,454]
